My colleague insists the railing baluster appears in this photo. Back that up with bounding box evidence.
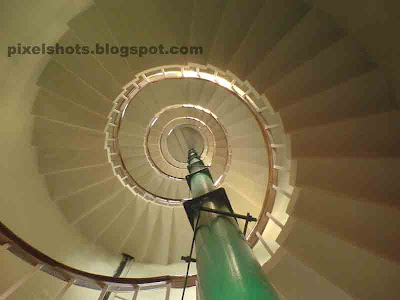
[131,287,139,300]
[256,232,274,256]
[0,264,43,300]
[53,279,75,300]
[271,144,284,148]
[266,212,284,229]
[97,286,109,300]
[165,283,171,300]
[273,165,287,171]
[272,185,291,198]
[265,124,279,129]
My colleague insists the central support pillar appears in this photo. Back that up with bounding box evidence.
[184,149,278,300]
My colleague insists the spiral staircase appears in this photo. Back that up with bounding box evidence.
[1,0,400,299]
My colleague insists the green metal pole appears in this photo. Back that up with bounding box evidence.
[187,149,279,300]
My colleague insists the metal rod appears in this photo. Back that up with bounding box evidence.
[199,207,256,222]
[243,213,251,236]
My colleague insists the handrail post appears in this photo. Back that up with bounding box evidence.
[97,285,109,300]
[165,283,171,300]
[256,231,274,256]
[53,279,75,300]
[131,286,139,300]
[0,264,43,300]
[266,212,284,228]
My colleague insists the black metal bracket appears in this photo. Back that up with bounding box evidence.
[183,188,238,229]
[181,256,197,263]
[185,166,214,190]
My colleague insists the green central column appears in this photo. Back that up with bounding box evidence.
[187,149,279,300]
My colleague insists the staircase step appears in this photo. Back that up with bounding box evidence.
[132,202,161,261]
[279,217,400,299]
[229,159,268,187]
[218,104,252,127]
[37,60,112,116]
[124,156,148,172]
[57,177,122,223]
[32,88,106,131]
[197,81,218,109]
[207,0,265,69]
[118,134,144,148]
[289,186,400,264]
[224,169,267,209]
[145,206,173,264]
[120,197,150,257]
[230,147,269,167]
[280,69,394,132]
[68,4,133,85]
[248,6,345,92]
[96,197,139,253]
[52,30,121,100]
[45,163,114,200]
[95,0,189,74]
[33,118,104,150]
[189,0,227,65]
[119,120,146,138]
[150,79,188,108]
[204,86,232,112]
[229,132,266,148]
[294,157,400,210]
[266,36,375,110]
[290,110,400,158]
[230,0,311,80]
[38,148,107,174]
[268,249,353,300]
[119,146,145,158]
[186,78,206,105]
[76,188,131,241]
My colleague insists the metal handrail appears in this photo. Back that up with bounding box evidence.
[104,63,283,249]
[0,221,196,295]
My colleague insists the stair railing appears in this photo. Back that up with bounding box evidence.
[104,63,286,251]
[0,221,194,300]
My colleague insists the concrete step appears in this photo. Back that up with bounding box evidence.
[266,36,375,110]
[278,217,400,299]
[68,4,133,85]
[37,60,112,116]
[230,0,311,80]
